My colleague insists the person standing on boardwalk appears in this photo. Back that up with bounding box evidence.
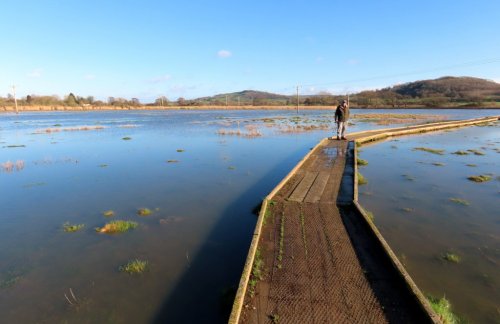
[334,99,350,140]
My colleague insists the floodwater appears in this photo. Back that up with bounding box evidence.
[358,122,500,323]
[0,109,497,323]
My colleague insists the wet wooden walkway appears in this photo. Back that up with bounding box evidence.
[230,116,499,324]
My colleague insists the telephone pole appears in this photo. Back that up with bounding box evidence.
[296,85,299,114]
[12,85,19,114]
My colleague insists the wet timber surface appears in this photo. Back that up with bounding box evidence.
[235,117,499,324]
[239,139,429,323]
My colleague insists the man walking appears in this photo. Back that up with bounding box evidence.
[334,99,349,140]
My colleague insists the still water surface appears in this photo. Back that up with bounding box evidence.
[0,109,497,323]
[358,122,499,323]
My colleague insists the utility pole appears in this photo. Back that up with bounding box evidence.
[296,85,300,114]
[12,85,18,114]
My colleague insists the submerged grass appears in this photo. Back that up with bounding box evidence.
[96,220,138,234]
[467,175,492,182]
[119,259,148,274]
[442,252,461,264]
[413,147,445,155]
[357,172,368,185]
[452,150,469,155]
[467,149,485,156]
[357,158,368,166]
[63,222,85,232]
[103,210,115,217]
[427,295,462,324]
[137,208,152,216]
[122,137,132,140]
[449,198,470,206]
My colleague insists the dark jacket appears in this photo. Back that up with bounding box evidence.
[335,105,350,122]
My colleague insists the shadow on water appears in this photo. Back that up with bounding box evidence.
[152,149,310,324]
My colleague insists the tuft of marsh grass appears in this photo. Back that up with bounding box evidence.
[465,164,476,167]
[176,149,185,152]
[427,295,462,324]
[452,150,469,155]
[166,160,179,163]
[122,137,132,140]
[442,252,461,264]
[357,158,368,166]
[63,222,85,233]
[137,208,152,216]
[413,147,445,155]
[103,210,115,217]
[228,166,236,170]
[119,259,148,274]
[467,149,485,156]
[357,172,368,185]
[402,207,414,213]
[467,175,492,182]
[402,174,416,181]
[248,248,264,297]
[99,164,108,168]
[449,198,470,206]
[96,220,138,234]
[432,162,445,166]
[269,314,280,324]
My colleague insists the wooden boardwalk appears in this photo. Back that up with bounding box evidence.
[230,116,499,324]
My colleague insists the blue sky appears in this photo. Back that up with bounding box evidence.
[1,0,499,102]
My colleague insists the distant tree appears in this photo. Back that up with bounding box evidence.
[108,97,115,105]
[65,93,79,106]
[86,96,94,104]
[155,96,168,106]
[131,98,140,106]
[26,95,32,105]
[177,97,186,106]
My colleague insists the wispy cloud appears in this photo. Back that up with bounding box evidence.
[84,74,96,80]
[346,58,359,65]
[28,68,43,78]
[217,50,232,58]
[149,74,172,83]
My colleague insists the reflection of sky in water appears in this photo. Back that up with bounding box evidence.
[358,122,499,324]
[0,110,498,322]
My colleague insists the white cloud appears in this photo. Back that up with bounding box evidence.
[149,74,172,83]
[28,68,43,78]
[217,50,232,58]
[84,74,96,80]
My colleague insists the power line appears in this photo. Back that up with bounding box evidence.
[282,57,500,92]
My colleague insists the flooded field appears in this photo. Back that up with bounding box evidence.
[358,122,500,323]
[0,109,498,323]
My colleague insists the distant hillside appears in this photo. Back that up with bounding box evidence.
[195,90,290,105]
[355,76,500,108]
[391,76,500,98]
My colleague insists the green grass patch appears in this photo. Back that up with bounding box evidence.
[357,172,368,185]
[228,166,236,170]
[269,314,280,324]
[176,149,185,152]
[413,147,445,155]
[166,160,179,163]
[277,211,285,269]
[137,208,152,216]
[465,164,476,167]
[96,220,138,234]
[449,198,470,206]
[442,252,461,263]
[467,149,485,156]
[248,248,264,297]
[357,158,368,166]
[427,295,462,324]
[467,175,492,182]
[452,150,469,155]
[103,210,115,217]
[119,259,148,274]
[63,222,85,232]
[432,162,445,166]
[122,137,132,140]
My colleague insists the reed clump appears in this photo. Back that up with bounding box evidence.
[467,175,492,182]
[63,222,85,232]
[96,220,138,234]
[137,208,152,216]
[119,259,148,274]
[413,147,445,155]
